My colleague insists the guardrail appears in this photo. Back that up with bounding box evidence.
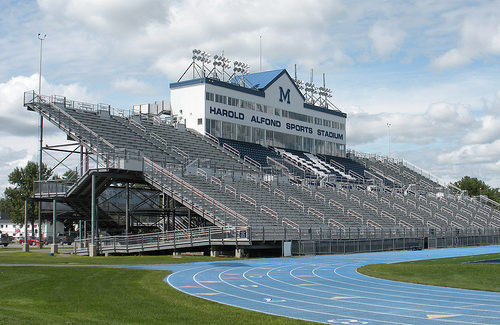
[74,226,251,255]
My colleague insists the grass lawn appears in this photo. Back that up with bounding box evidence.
[0,252,312,324]
[0,266,312,325]
[358,252,500,292]
[0,251,234,265]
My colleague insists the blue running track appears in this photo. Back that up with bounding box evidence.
[131,246,500,324]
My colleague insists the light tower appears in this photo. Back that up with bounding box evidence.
[37,33,46,248]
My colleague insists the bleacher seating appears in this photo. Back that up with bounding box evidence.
[217,138,281,168]
[25,93,500,247]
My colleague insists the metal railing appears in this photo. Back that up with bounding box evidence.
[143,157,248,226]
[74,226,251,255]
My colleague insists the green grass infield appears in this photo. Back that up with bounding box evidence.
[358,252,500,292]
[0,252,312,324]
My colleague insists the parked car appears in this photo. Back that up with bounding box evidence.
[43,233,76,245]
[0,232,13,247]
[18,236,40,246]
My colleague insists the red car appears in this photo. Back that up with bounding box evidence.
[18,236,40,246]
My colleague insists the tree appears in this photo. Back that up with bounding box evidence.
[453,176,500,204]
[0,161,51,235]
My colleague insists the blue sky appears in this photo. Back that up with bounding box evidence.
[1,0,500,193]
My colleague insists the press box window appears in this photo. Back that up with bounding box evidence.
[205,92,214,101]
[197,118,203,125]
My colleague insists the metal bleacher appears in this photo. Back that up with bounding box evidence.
[24,91,500,256]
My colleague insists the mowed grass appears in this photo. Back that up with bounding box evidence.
[0,251,233,265]
[358,252,500,292]
[0,267,313,325]
[0,253,312,324]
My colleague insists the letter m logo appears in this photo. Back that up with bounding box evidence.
[279,86,291,104]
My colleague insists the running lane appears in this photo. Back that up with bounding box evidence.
[136,246,500,324]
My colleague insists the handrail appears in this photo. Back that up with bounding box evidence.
[273,188,285,200]
[307,207,324,223]
[48,103,115,150]
[211,176,222,188]
[381,210,396,223]
[328,218,345,230]
[329,159,345,173]
[282,217,299,230]
[33,99,119,168]
[223,143,240,157]
[74,226,250,255]
[224,184,237,198]
[393,203,407,216]
[328,199,344,213]
[349,170,363,180]
[240,193,256,208]
[347,209,363,222]
[260,181,271,192]
[455,213,470,225]
[434,213,448,225]
[197,168,207,181]
[302,185,312,195]
[260,205,278,222]
[288,196,305,212]
[204,131,219,145]
[150,132,168,147]
[172,146,189,161]
[409,212,424,224]
[244,155,261,169]
[418,205,432,215]
[363,201,378,214]
[128,117,147,133]
[315,192,325,203]
[266,156,290,173]
[366,219,381,229]
[143,157,248,225]
[399,219,414,229]
[427,220,441,229]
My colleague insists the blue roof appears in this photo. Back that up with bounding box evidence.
[231,69,284,90]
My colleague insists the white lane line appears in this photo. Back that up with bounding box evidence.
[307,263,500,313]
[277,263,497,324]
[183,265,400,325]
[313,264,500,318]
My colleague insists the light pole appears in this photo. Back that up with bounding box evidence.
[387,122,391,158]
[37,33,46,247]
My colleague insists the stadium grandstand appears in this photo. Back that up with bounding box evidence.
[22,49,500,256]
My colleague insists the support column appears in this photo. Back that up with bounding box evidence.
[51,199,58,254]
[85,148,89,173]
[235,248,245,258]
[125,182,129,236]
[210,247,220,257]
[23,200,29,252]
[89,174,97,256]
[80,145,84,176]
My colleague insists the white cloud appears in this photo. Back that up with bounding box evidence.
[111,78,157,95]
[432,10,500,69]
[437,140,500,165]
[0,75,92,196]
[347,101,477,146]
[368,22,406,58]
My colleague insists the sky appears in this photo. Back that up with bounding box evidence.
[1,0,500,195]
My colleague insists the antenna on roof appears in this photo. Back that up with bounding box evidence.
[259,35,262,72]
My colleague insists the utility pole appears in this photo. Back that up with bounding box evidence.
[37,33,46,247]
[387,122,391,158]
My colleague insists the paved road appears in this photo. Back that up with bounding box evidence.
[134,246,500,324]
